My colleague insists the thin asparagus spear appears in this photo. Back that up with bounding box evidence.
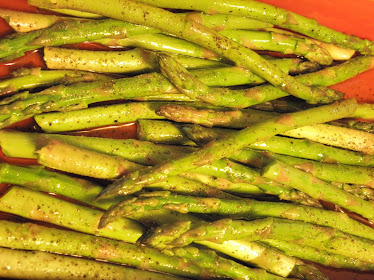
[183,12,274,31]
[0,220,210,279]
[146,217,374,264]
[0,9,70,32]
[166,246,289,280]
[97,29,332,65]
[263,160,374,222]
[35,101,167,132]
[335,183,374,201]
[158,105,374,154]
[98,99,357,200]
[0,185,144,243]
[219,29,332,65]
[29,0,341,104]
[159,53,374,109]
[0,68,111,96]
[0,163,123,210]
[138,120,374,167]
[261,239,374,272]
[0,247,184,280]
[274,154,374,187]
[96,33,222,61]
[332,119,374,133]
[117,191,374,240]
[352,103,374,120]
[132,0,374,54]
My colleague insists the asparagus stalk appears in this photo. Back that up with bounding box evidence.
[335,183,374,201]
[132,0,374,54]
[261,239,374,272]
[138,120,374,167]
[44,46,317,81]
[263,160,374,222]
[35,101,167,132]
[0,163,124,209]
[219,29,332,65]
[0,9,70,32]
[0,185,144,243]
[0,68,111,96]
[117,191,374,241]
[166,246,289,280]
[273,154,374,187]
[0,247,184,280]
[37,138,143,179]
[158,105,374,154]
[146,217,374,264]
[0,220,210,279]
[159,53,374,109]
[97,29,332,65]
[29,0,342,104]
[98,98,357,200]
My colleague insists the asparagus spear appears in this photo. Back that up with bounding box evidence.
[263,160,374,222]
[158,53,374,108]
[166,246,290,280]
[97,29,332,65]
[44,46,318,80]
[98,98,357,200]
[35,101,167,132]
[117,191,374,241]
[37,138,143,179]
[138,120,374,167]
[0,220,210,279]
[0,185,144,243]
[0,9,71,32]
[261,239,374,272]
[0,68,111,96]
[132,0,374,54]
[0,247,185,280]
[158,105,374,155]
[145,217,374,264]
[29,0,342,104]
[0,163,124,209]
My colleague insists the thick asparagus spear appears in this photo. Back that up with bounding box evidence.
[0,185,144,243]
[98,99,357,200]
[29,0,342,104]
[132,0,374,54]
[44,46,317,79]
[0,9,71,32]
[145,217,374,264]
[37,139,143,179]
[0,220,211,279]
[0,247,185,280]
[263,160,374,222]
[117,191,374,240]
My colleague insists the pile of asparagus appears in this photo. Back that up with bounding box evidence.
[0,0,374,279]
